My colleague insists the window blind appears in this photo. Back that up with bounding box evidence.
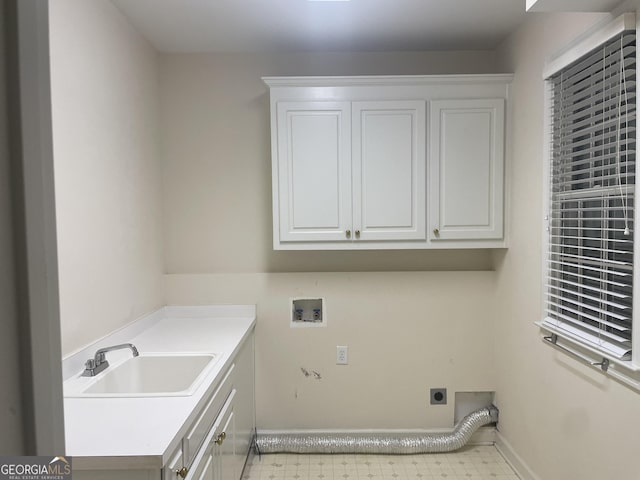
[544,31,637,361]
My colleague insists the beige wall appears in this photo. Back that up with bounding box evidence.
[494,11,640,479]
[0,0,24,454]
[165,272,496,429]
[49,0,164,355]
[160,51,500,274]
[160,51,502,428]
[48,2,640,474]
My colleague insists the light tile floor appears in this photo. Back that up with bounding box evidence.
[242,446,520,480]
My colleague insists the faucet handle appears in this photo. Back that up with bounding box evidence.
[82,343,137,377]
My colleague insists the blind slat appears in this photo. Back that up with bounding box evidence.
[547,285,631,311]
[554,160,635,172]
[549,243,631,256]
[554,90,636,126]
[548,260,631,278]
[551,225,633,235]
[550,206,635,215]
[547,292,631,321]
[557,100,635,128]
[553,252,633,268]
[544,307,631,342]
[552,177,635,189]
[556,56,635,92]
[550,150,636,169]
[547,275,631,296]
[552,187,633,200]
[552,126,635,150]
[548,234,633,246]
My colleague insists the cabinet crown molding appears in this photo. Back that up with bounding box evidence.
[262,74,514,88]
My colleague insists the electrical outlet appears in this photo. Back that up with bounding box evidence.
[336,346,348,365]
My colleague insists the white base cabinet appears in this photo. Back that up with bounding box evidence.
[74,332,255,480]
[264,75,512,250]
[167,334,254,480]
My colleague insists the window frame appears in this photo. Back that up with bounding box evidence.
[539,13,640,391]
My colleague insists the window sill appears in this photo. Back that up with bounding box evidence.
[536,321,640,391]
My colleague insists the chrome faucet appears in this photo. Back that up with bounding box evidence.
[81,343,139,377]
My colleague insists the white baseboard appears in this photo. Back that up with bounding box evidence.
[495,431,541,480]
[469,426,497,445]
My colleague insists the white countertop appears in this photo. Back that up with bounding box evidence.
[63,305,256,470]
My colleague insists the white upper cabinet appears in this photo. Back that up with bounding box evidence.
[429,98,505,241]
[264,75,512,250]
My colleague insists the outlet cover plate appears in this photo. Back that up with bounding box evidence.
[430,388,447,405]
[336,346,348,365]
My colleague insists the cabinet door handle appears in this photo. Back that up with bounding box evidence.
[174,467,188,478]
[433,228,440,236]
[355,230,360,238]
[345,230,351,238]
[215,431,226,446]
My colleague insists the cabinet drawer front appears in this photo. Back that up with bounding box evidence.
[184,363,235,467]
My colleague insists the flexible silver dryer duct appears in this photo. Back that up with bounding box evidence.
[256,405,498,455]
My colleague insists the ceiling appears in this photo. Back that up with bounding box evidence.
[110,0,528,53]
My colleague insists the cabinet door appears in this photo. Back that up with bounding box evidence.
[185,442,214,480]
[186,390,236,480]
[275,101,352,243]
[164,444,184,480]
[219,405,235,480]
[212,389,236,480]
[352,101,426,241]
[429,99,505,240]
[194,448,215,480]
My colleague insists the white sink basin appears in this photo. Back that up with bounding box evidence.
[66,353,218,398]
